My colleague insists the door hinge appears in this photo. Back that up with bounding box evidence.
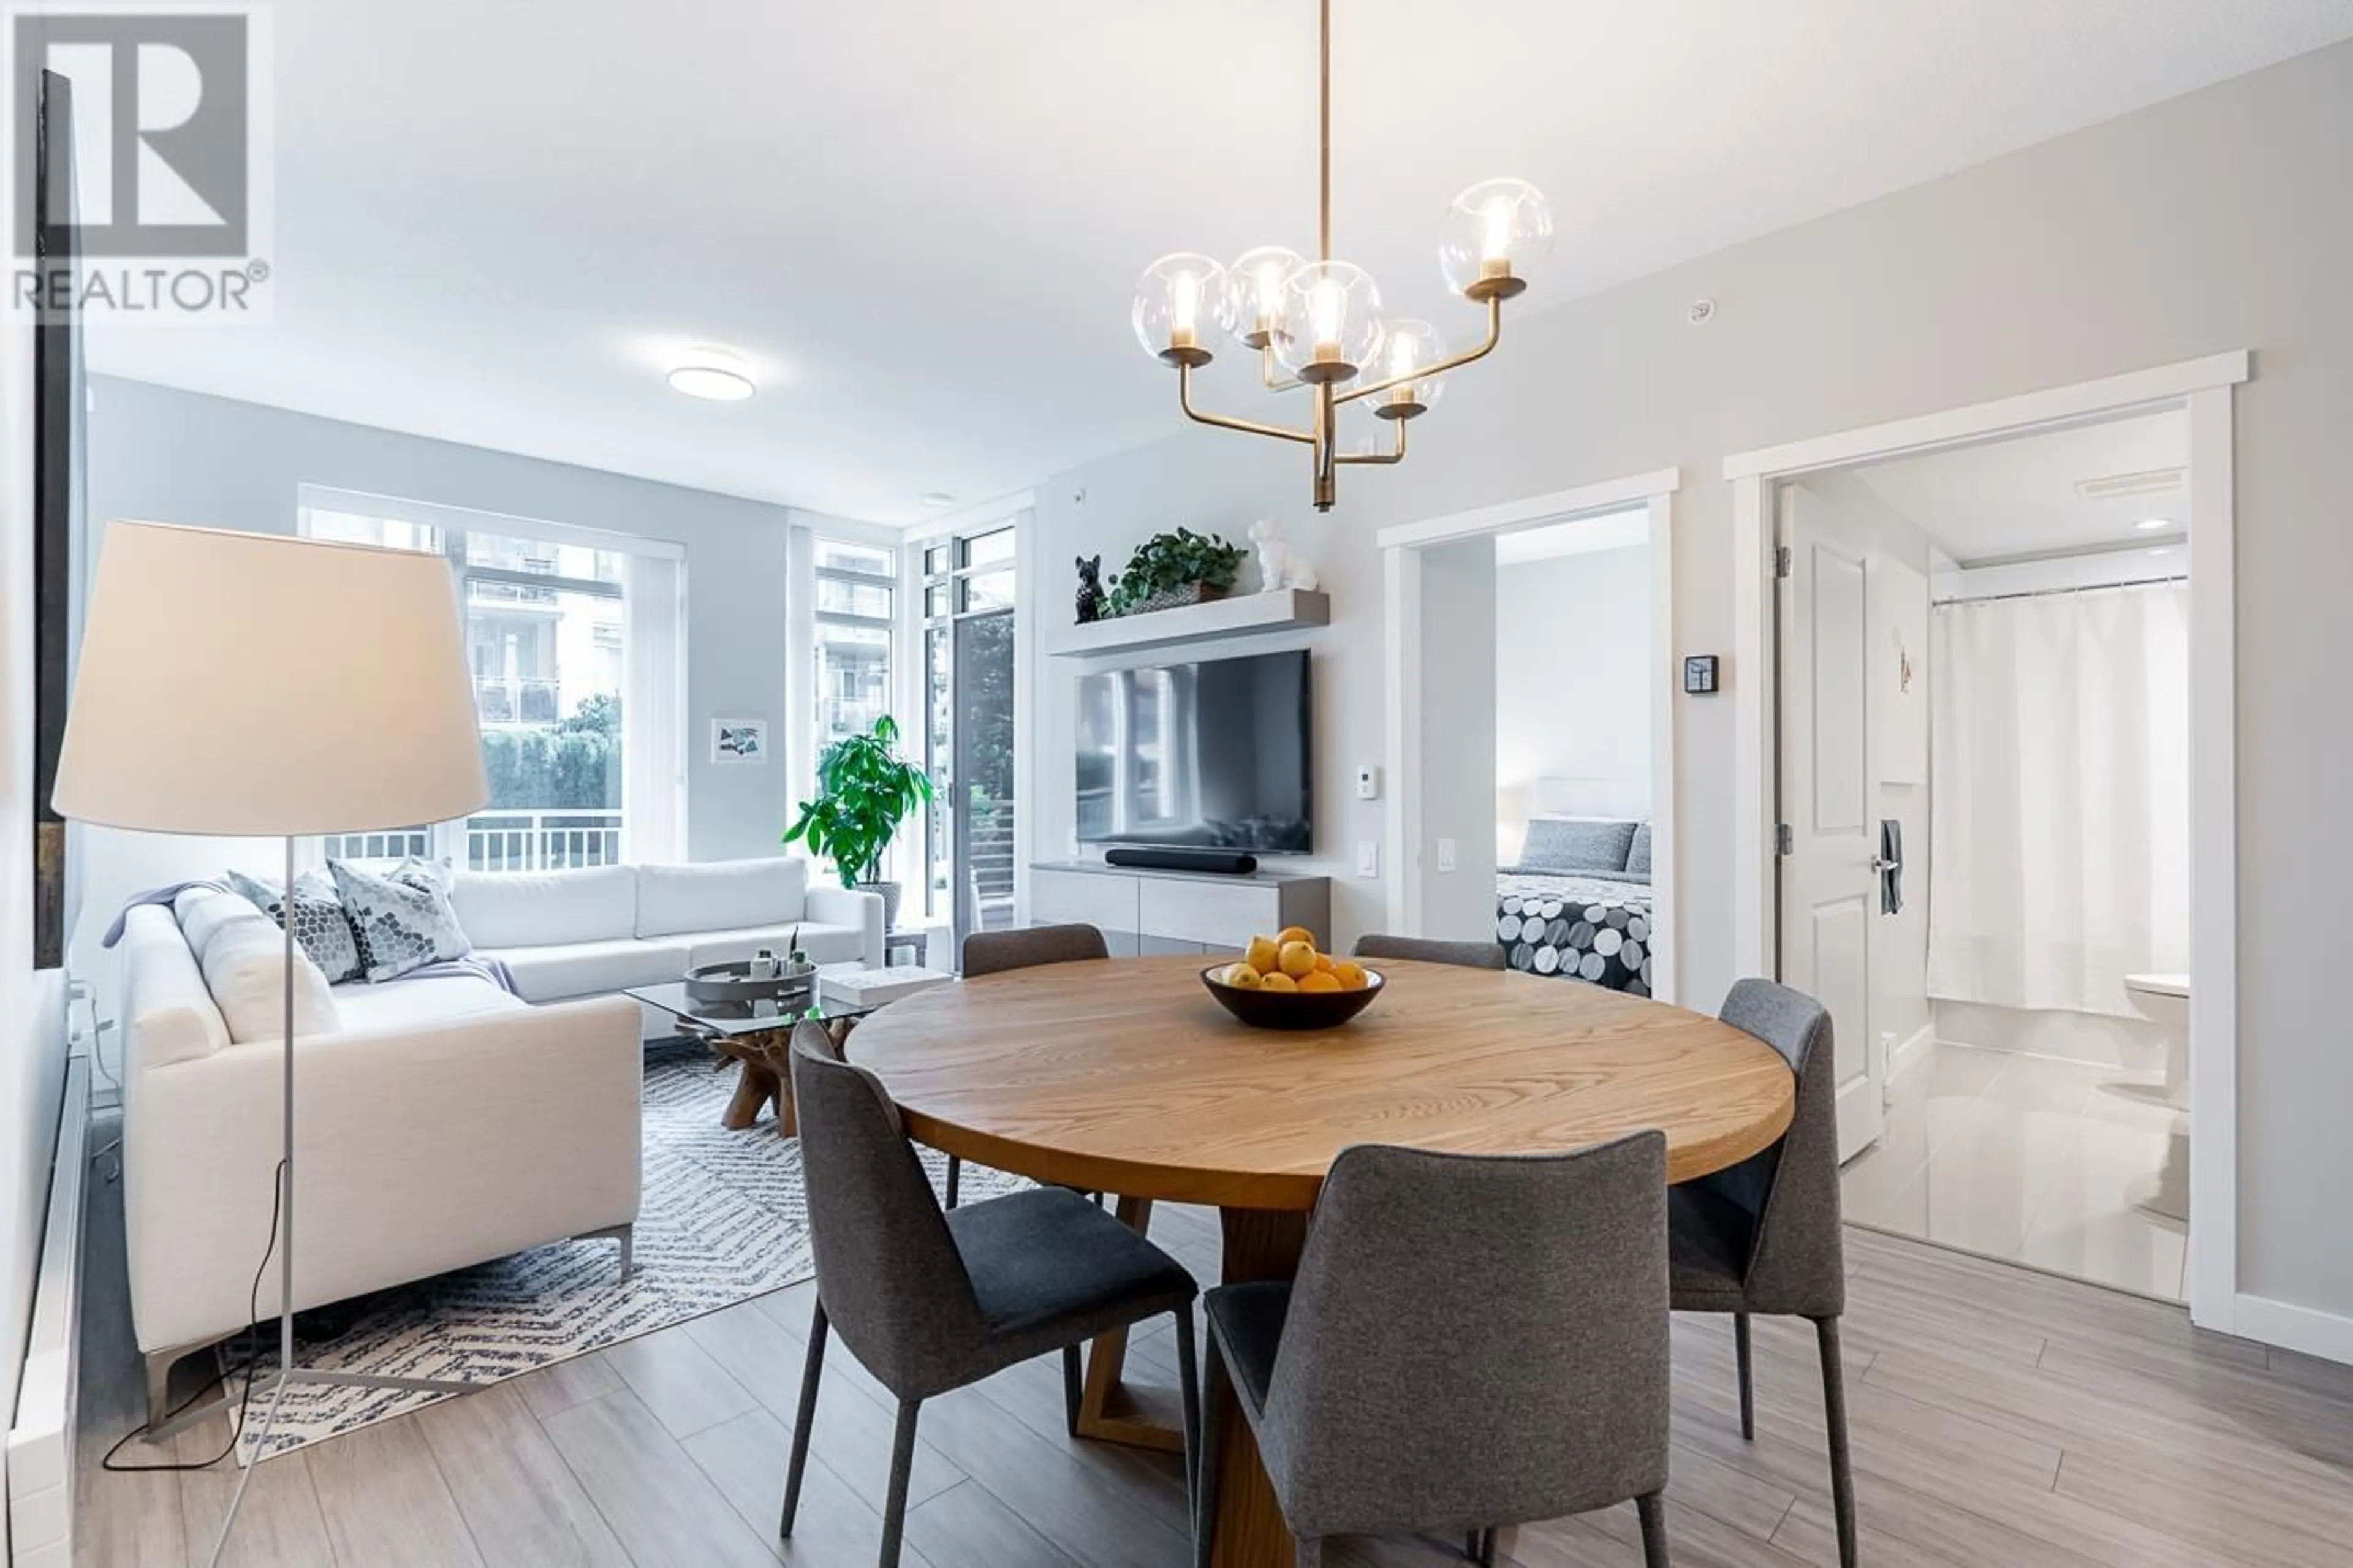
[1773,545,1792,579]
[1775,823,1793,856]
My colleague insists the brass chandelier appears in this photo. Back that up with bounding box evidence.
[1130,0,1552,512]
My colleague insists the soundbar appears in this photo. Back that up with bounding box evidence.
[1104,847,1260,876]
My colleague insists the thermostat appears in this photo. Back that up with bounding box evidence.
[1354,765,1381,800]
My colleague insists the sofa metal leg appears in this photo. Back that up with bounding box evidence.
[576,1223,633,1279]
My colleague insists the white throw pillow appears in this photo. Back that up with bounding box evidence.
[192,898,341,1044]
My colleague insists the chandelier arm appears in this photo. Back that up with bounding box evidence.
[1180,363,1317,445]
[1260,341,1305,393]
[1334,296,1504,406]
[1335,416,1409,466]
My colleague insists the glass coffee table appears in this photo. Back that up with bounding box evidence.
[627,966,881,1134]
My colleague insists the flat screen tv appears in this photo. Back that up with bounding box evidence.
[1075,649,1311,854]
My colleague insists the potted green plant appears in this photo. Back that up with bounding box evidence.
[783,714,933,932]
[1104,528,1247,616]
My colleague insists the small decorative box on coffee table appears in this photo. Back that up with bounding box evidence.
[819,965,953,1010]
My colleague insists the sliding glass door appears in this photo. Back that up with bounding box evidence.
[920,525,1018,955]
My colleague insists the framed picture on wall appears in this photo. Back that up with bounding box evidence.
[711,719,768,765]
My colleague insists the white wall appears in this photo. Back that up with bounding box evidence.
[75,378,890,1018]
[1495,543,1650,862]
[1419,537,1497,941]
[1025,40,2353,1325]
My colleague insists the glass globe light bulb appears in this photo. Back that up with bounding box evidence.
[1273,260,1384,385]
[1438,178,1553,301]
[1223,245,1305,350]
[1374,319,1447,419]
[1131,252,1227,368]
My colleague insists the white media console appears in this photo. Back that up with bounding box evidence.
[1028,860,1332,957]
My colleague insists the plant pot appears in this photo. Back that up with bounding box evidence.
[1125,581,1228,616]
[857,879,904,933]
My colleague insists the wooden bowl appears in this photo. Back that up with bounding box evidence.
[1200,964,1385,1031]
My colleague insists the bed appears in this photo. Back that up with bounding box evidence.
[1495,814,1654,995]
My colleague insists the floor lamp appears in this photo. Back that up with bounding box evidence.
[51,521,490,1560]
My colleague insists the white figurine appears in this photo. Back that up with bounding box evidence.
[1249,518,1319,593]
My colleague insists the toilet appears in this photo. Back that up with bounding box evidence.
[2123,972,2191,1110]
[2122,972,2191,1223]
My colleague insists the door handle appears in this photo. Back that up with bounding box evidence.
[1870,857,1900,874]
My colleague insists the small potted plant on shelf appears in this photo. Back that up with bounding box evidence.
[1103,528,1246,616]
[784,714,933,933]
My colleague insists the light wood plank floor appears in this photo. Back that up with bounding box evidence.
[70,1133,2353,1567]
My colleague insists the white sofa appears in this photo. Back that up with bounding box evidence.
[119,900,644,1423]
[450,857,886,1036]
[118,855,881,1418]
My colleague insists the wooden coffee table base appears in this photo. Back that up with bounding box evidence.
[1075,1200,1309,1568]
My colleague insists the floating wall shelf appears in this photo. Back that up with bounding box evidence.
[1048,588,1332,659]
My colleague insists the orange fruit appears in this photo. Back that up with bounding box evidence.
[1313,953,1337,974]
[1223,963,1264,990]
[1297,971,1342,994]
[1278,940,1319,979]
[1275,926,1316,948]
[1243,935,1281,974]
[1333,960,1368,991]
[1259,971,1299,993]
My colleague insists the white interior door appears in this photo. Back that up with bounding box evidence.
[1778,483,1884,1161]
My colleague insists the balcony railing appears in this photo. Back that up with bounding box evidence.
[466,810,624,873]
[474,677,561,724]
[319,811,624,874]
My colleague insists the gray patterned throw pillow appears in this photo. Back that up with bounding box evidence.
[328,857,472,983]
[225,868,364,984]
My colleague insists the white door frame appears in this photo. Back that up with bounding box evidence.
[1724,350,2248,1332]
[1378,466,1683,1003]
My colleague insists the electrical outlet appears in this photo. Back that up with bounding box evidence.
[1355,840,1380,878]
[1354,765,1381,800]
[1436,837,1458,873]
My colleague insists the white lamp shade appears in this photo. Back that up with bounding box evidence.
[51,521,490,836]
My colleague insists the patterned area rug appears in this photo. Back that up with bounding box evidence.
[222,1042,1015,1463]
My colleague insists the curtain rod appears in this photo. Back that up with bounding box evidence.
[1934,574,2186,607]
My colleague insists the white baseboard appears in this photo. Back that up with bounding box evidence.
[2234,1293,2353,1369]
[7,1056,90,1568]
[1888,1021,1936,1084]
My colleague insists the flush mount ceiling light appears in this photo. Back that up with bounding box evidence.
[920,492,957,509]
[1129,0,1550,512]
[665,346,756,401]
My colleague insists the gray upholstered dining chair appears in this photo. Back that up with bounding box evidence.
[782,1022,1202,1568]
[963,921,1111,977]
[942,922,1111,1207]
[1195,1134,1673,1568]
[1669,979,1854,1568]
[1350,933,1507,970]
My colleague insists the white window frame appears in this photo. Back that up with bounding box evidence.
[296,486,687,869]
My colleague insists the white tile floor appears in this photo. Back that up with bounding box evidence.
[1840,1040,2188,1300]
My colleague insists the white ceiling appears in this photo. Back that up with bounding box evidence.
[1846,409,2189,565]
[85,1,2353,524]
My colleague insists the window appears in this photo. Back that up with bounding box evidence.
[302,494,682,872]
[814,537,895,762]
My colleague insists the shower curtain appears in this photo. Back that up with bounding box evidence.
[1925,580,2190,1017]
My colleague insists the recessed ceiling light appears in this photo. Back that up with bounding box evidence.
[920,492,956,509]
[666,346,756,401]
[2148,547,2175,557]
[2135,517,2173,531]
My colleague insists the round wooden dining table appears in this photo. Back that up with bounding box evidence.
[851,954,1797,1568]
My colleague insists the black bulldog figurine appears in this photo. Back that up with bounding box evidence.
[1075,554,1105,623]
